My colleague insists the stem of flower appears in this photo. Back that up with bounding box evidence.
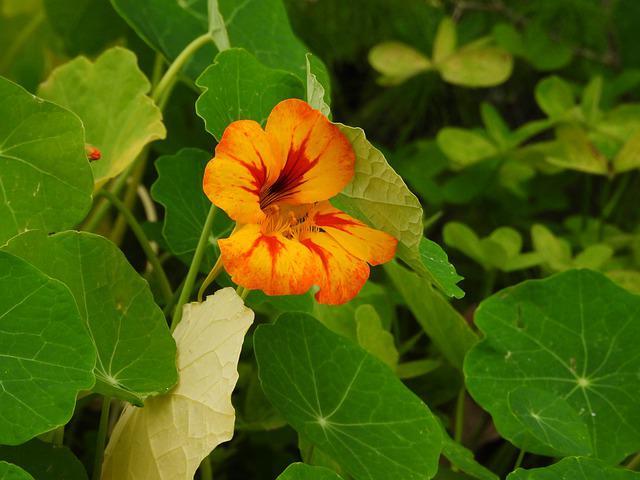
[236,285,250,300]
[513,448,526,470]
[198,255,223,302]
[96,191,173,305]
[92,396,111,480]
[454,388,465,444]
[152,33,213,105]
[52,426,64,446]
[171,205,217,332]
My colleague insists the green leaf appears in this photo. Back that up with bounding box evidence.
[333,124,424,276]
[437,128,498,168]
[535,76,575,118]
[465,269,640,462]
[437,39,513,88]
[481,103,511,149]
[195,48,305,141]
[150,148,232,271]
[306,53,331,117]
[443,222,487,268]
[3,231,177,404]
[441,431,499,480]
[507,456,640,479]
[546,125,608,175]
[521,23,572,72]
[385,262,478,370]
[432,18,457,64]
[277,463,344,480]
[614,130,640,173]
[255,313,443,480]
[38,47,166,185]
[43,0,128,56]
[0,76,93,245]
[111,0,322,80]
[581,77,603,124]
[0,251,95,445]
[0,439,88,480]
[419,238,465,299]
[531,224,572,271]
[355,304,398,368]
[368,42,431,86]
[506,386,592,456]
[0,462,33,480]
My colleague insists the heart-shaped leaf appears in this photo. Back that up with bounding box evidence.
[277,463,344,480]
[102,288,253,480]
[0,250,95,445]
[0,76,93,244]
[507,456,640,479]
[38,47,166,185]
[255,313,443,480]
[0,439,88,480]
[3,230,177,404]
[195,48,304,141]
[465,269,640,462]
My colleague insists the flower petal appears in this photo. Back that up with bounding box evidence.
[264,99,355,205]
[302,233,370,305]
[312,202,398,265]
[219,224,317,296]
[203,120,283,224]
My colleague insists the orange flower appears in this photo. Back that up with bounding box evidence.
[203,99,397,304]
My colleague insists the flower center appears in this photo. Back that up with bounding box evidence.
[261,204,321,240]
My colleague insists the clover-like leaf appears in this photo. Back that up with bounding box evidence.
[333,124,424,275]
[385,262,477,370]
[255,313,443,480]
[507,456,640,479]
[0,251,95,445]
[0,462,33,480]
[196,48,305,141]
[0,76,93,245]
[151,148,232,271]
[0,439,88,480]
[437,39,513,88]
[3,230,177,404]
[102,288,253,480]
[368,42,432,86]
[436,128,498,168]
[465,269,640,462]
[277,463,344,480]
[111,0,323,81]
[38,47,166,185]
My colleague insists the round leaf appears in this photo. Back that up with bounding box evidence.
[277,463,344,480]
[0,251,95,445]
[507,456,640,480]
[0,76,93,245]
[255,313,443,480]
[0,439,88,480]
[465,269,640,462]
[3,231,177,404]
[38,47,166,185]
[0,462,34,480]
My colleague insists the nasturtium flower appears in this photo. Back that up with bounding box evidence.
[203,99,397,304]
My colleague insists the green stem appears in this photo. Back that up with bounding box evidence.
[97,191,173,304]
[109,151,149,245]
[0,11,44,72]
[171,205,217,332]
[198,255,223,302]
[482,269,497,299]
[454,388,465,444]
[92,396,111,480]
[513,448,526,470]
[236,285,250,300]
[602,174,631,220]
[627,452,640,470]
[52,426,64,446]
[199,456,213,480]
[152,33,212,104]
[81,163,133,232]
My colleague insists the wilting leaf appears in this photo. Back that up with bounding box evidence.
[507,456,640,479]
[195,48,304,141]
[277,463,344,480]
[3,231,177,404]
[465,269,640,462]
[38,47,166,185]
[333,124,424,275]
[0,251,94,445]
[255,313,443,480]
[102,288,253,480]
[0,76,93,245]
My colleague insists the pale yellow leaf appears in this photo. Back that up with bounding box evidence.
[368,41,432,85]
[101,288,253,480]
